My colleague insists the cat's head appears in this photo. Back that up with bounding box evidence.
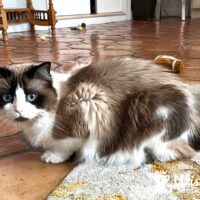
[0,62,57,126]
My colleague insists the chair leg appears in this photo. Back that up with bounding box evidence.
[0,0,8,41]
[155,0,161,21]
[49,0,56,35]
[182,0,186,20]
[2,28,8,41]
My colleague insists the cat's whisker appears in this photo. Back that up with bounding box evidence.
[0,115,13,119]
[54,122,72,136]
[54,114,65,118]
[0,117,9,123]
[0,118,11,131]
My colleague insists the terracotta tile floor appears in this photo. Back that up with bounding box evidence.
[0,18,200,199]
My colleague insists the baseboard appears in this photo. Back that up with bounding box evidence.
[191,9,200,18]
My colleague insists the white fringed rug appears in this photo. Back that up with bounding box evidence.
[48,160,200,200]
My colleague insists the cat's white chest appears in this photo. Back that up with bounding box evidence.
[25,113,55,148]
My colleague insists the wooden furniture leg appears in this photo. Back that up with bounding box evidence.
[48,0,56,35]
[0,0,8,41]
[27,0,35,32]
[0,0,57,41]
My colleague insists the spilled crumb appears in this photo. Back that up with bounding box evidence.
[132,167,140,171]
[74,193,89,200]
[50,181,88,198]
[172,189,200,200]
[152,160,200,200]
[93,194,127,200]
[112,194,127,200]
[152,161,179,173]
[51,182,126,200]
[60,193,127,200]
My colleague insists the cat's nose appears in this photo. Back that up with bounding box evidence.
[14,108,23,115]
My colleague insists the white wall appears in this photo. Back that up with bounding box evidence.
[32,0,48,10]
[54,0,90,15]
[97,0,123,13]
[4,0,131,33]
[3,0,26,8]
[3,0,47,9]
[55,0,131,28]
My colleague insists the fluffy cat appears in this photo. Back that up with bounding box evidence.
[0,58,200,166]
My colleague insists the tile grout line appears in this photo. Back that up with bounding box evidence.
[0,149,30,160]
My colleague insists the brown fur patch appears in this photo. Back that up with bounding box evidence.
[53,97,89,139]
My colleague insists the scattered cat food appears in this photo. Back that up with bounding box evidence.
[39,35,47,41]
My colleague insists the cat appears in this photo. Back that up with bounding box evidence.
[0,58,200,166]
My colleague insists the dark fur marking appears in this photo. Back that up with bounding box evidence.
[189,125,200,151]
[0,63,57,111]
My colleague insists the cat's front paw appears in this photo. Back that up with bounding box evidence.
[41,151,66,164]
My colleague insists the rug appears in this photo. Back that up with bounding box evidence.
[48,85,200,200]
[48,160,200,200]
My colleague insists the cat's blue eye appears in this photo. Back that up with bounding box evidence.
[27,94,38,102]
[2,94,12,103]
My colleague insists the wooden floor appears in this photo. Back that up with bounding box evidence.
[0,18,200,200]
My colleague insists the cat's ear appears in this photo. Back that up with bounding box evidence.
[0,68,12,78]
[28,62,52,81]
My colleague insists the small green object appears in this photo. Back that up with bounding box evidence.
[81,23,86,28]
[71,27,77,31]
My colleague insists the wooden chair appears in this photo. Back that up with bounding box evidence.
[0,0,56,41]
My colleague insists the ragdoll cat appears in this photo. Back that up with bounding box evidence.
[0,58,200,166]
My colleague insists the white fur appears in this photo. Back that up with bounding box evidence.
[25,112,55,147]
[179,129,190,142]
[41,137,84,164]
[106,148,146,166]
[156,106,171,119]
[82,138,146,166]
[41,151,67,164]
[82,139,100,163]
[144,129,177,162]
[192,152,200,165]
